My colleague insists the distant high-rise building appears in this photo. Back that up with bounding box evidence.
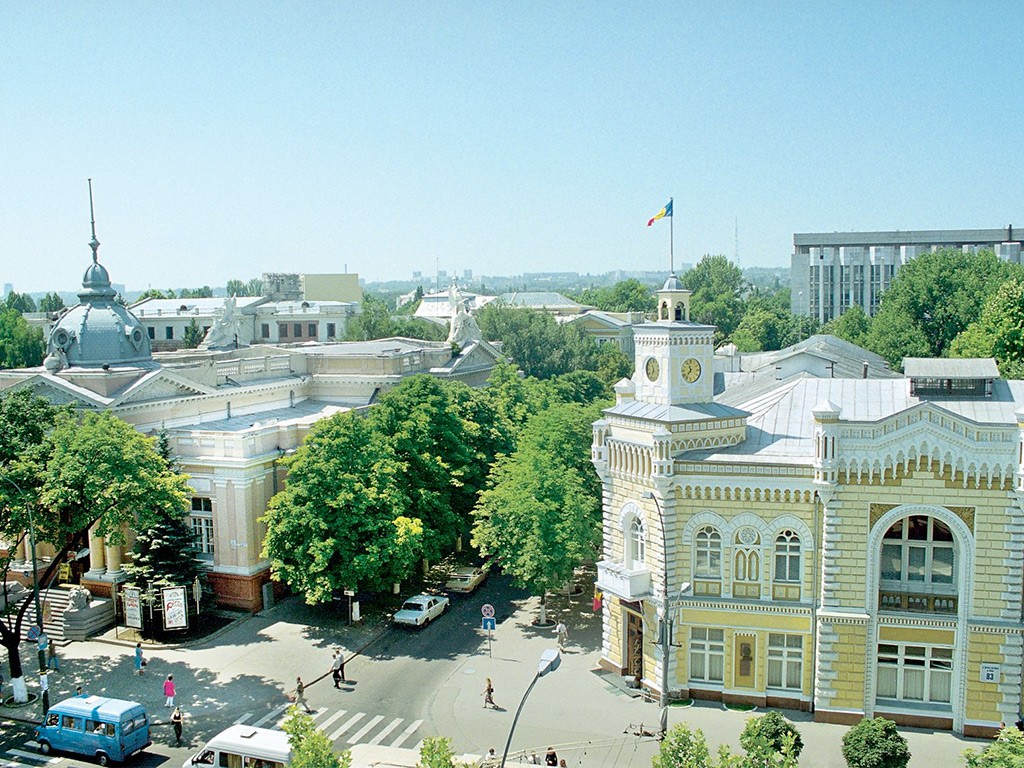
[791,227,1022,323]
[3,283,12,297]
[412,271,422,279]
[463,269,473,280]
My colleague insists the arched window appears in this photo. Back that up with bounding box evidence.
[880,516,954,589]
[774,530,801,583]
[733,528,761,598]
[628,516,646,570]
[694,526,721,578]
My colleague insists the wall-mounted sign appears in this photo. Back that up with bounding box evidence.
[980,663,1001,684]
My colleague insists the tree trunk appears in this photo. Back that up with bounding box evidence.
[538,591,547,625]
[4,635,27,702]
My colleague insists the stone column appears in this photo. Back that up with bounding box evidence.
[85,523,106,578]
[104,541,124,579]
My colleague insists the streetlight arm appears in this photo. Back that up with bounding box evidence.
[499,672,539,768]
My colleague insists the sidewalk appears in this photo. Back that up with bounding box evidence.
[0,597,387,730]
[431,574,987,768]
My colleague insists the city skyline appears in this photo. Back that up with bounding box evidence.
[3,3,1022,293]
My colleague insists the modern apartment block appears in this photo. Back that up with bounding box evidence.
[791,228,1022,323]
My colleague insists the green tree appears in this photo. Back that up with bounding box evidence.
[653,722,800,768]
[345,294,396,340]
[261,412,423,603]
[484,361,535,438]
[369,376,478,564]
[178,286,214,299]
[226,278,264,297]
[137,288,176,301]
[417,736,469,768]
[183,318,205,349]
[472,403,601,624]
[821,305,871,347]
[38,293,65,313]
[476,303,599,379]
[595,342,633,385]
[963,726,1024,767]
[950,277,1024,378]
[0,308,45,368]
[652,723,711,768]
[1,407,187,700]
[4,292,37,314]
[393,316,448,342]
[574,279,656,312]
[683,255,745,341]
[740,711,803,758]
[865,248,1022,367]
[282,708,351,768]
[841,717,910,768]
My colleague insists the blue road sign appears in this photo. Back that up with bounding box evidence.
[482,617,496,631]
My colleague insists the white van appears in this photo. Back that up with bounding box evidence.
[183,725,290,768]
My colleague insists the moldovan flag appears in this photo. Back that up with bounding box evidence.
[647,199,672,227]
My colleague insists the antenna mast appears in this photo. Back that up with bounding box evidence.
[87,178,100,263]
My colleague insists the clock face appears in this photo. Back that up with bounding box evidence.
[645,358,660,382]
[682,358,701,383]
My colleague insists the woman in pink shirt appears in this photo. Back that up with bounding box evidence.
[163,675,175,707]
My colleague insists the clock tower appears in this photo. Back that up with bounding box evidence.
[634,274,716,406]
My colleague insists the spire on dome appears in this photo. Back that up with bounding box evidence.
[88,178,100,264]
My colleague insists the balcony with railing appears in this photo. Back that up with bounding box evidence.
[596,560,652,602]
[878,590,957,615]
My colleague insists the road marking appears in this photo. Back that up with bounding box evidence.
[328,713,364,742]
[2,759,48,768]
[310,708,328,722]
[317,710,348,732]
[22,744,39,750]
[367,718,403,745]
[8,751,59,764]
[233,713,253,725]
[345,715,383,744]
[253,703,290,727]
[388,719,423,748]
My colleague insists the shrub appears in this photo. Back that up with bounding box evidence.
[740,711,803,757]
[841,717,910,768]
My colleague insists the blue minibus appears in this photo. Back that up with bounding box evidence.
[35,695,150,765]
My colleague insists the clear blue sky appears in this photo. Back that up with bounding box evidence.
[2,3,1022,293]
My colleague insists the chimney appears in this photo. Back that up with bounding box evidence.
[862,361,869,379]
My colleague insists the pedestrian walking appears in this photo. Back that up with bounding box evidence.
[545,748,558,766]
[554,620,568,649]
[47,641,60,672]
[330,650,344,688]
[293,676,312,714]
[163,675,176,707]
[529,752,540,765]
[482,677,497,709]
[559,761,567,768]
[171,707,183,745]
[134,643,145,675]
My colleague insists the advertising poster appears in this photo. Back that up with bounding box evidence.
[124,587,143,629]
[162,586,188,630]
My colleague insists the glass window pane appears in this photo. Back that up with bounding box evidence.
[710,655,724,681]
[767,659,782,688]
[881,544,901,580]
[690,654,705,680]
[907,547,926,581]
[931,520,953,542]
[932,547,954,584]
[884,520,903,539]
[930,670,951,703]
[877,666,897,698]
[903,668,925,700]
[786,662,802,689]
[907,516,928,540]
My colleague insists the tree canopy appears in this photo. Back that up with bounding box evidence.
[950,277,1024,378]
[683,255,745,341]
[865,248,1023,367]
[572,279,656,312]
[841,717,910,768]
[226,277,264,297]
[282,708,351,768]
[471,402,602,620]
[38,293,66,313]
[0,308,45,369]
[476,303,599,379]
[4,292,37,314]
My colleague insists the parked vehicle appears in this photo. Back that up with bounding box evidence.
[392,594,449,627]
[35,695,150,765]
[183,725,291,768]
[445,564,489,594]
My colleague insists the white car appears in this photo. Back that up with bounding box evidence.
[445,565,489,594]
[393,594,450,627]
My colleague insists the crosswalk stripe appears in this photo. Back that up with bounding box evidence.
[2,760,47,768]
[253,703,290,728]
[7,751,58,764]
[388,719,423,748]
[413,739,425,752]
[317,710,348,732]
[367,718,403,746]
[22,744,39,751]
[346,715,384,744]
[309,708,328,722]
[329,713,364,742]
[233,713,253,725]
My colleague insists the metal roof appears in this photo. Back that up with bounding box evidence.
[903,358,1000,378]
[606,399,748,424]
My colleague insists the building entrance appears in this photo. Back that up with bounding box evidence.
[626,610,644,678]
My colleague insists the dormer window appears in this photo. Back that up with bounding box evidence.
[904,358,997,398]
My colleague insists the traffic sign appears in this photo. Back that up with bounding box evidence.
[481,604,495,618]
[482,617,496,631]
[27,625,41,641]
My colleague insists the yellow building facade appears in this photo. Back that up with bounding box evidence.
[594,278,1023,737]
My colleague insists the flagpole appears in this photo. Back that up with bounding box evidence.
[669,197,674,275]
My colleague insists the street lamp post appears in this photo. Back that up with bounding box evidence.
[499,648,561,768]
[1,475,49,713]
[641,490,689,738]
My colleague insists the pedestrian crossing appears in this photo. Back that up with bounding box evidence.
[232,704,425,750]
[3,740,62,768]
